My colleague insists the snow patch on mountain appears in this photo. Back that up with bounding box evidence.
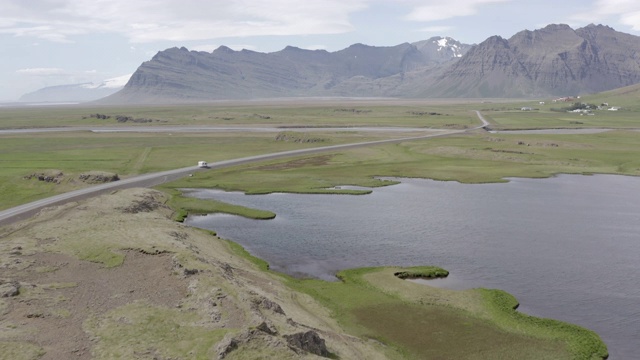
[81,74,132,89]
[19,74,132,103]
[433,37,463,57]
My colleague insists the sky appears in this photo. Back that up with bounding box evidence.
[2,0,640,101]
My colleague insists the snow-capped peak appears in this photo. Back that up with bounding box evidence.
[432,37,463,57]
[436,38,449,48]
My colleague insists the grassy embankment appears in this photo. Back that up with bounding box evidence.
[227,242,607,359]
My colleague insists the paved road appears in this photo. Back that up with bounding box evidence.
[0,128,469,226]
[0,126,443,135]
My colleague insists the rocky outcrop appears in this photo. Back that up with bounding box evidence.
[0,279,20,297]
[23,172,65,184]
[78,172,119,184]
[284,331,331,357]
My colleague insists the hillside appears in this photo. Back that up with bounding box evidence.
[0,188,389,359]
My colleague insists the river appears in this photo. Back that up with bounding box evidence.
[184,174,640,359]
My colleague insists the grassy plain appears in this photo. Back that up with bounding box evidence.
[164,130,640,196]
[0,100,482,210]
[0,100,479,128]
[3,97,634,358]
[0,129,413,210]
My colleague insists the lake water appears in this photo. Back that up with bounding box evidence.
[184,175,640,359]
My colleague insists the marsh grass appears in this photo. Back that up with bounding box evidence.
[168,131,640,198]
[283,266,592,360]
[162,188,276,221]
[480,289,608,360]
[392,266,449,279]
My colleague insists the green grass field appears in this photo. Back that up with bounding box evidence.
[0,129,404,210]
[163,130,640,197]
[0,101,477,128]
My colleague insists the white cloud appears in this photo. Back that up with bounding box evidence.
[0,0,370,43]
[417,26,454,33]
[16,67,68,76]
[405,0,510,22]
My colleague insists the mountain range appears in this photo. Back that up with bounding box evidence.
[95,24,640,102]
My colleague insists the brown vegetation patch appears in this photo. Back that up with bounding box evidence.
[353,303,566,359]
[1,250,187,360]
[274,132,329,143]
[83,114,165,123]
[253,155,333,171]
[120,193,168,214]
[333,108,371,114]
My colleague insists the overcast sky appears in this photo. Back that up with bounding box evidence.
[2,0,640,101]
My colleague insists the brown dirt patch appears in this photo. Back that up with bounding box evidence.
[252,155,333,171]
[1,250,187,360]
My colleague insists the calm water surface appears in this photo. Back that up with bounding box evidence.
[184,175,640,359]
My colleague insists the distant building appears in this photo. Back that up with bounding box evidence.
[521,107,532,111]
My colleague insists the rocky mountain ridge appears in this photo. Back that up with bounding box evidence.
[420,24,640,97]
[103,36,471,103]
[102,24,640,103]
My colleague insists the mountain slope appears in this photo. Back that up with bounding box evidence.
[102,38,469,103]
[103,24,640,103]
[421,24,640,97]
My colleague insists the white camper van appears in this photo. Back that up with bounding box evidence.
[198,161,208,168]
